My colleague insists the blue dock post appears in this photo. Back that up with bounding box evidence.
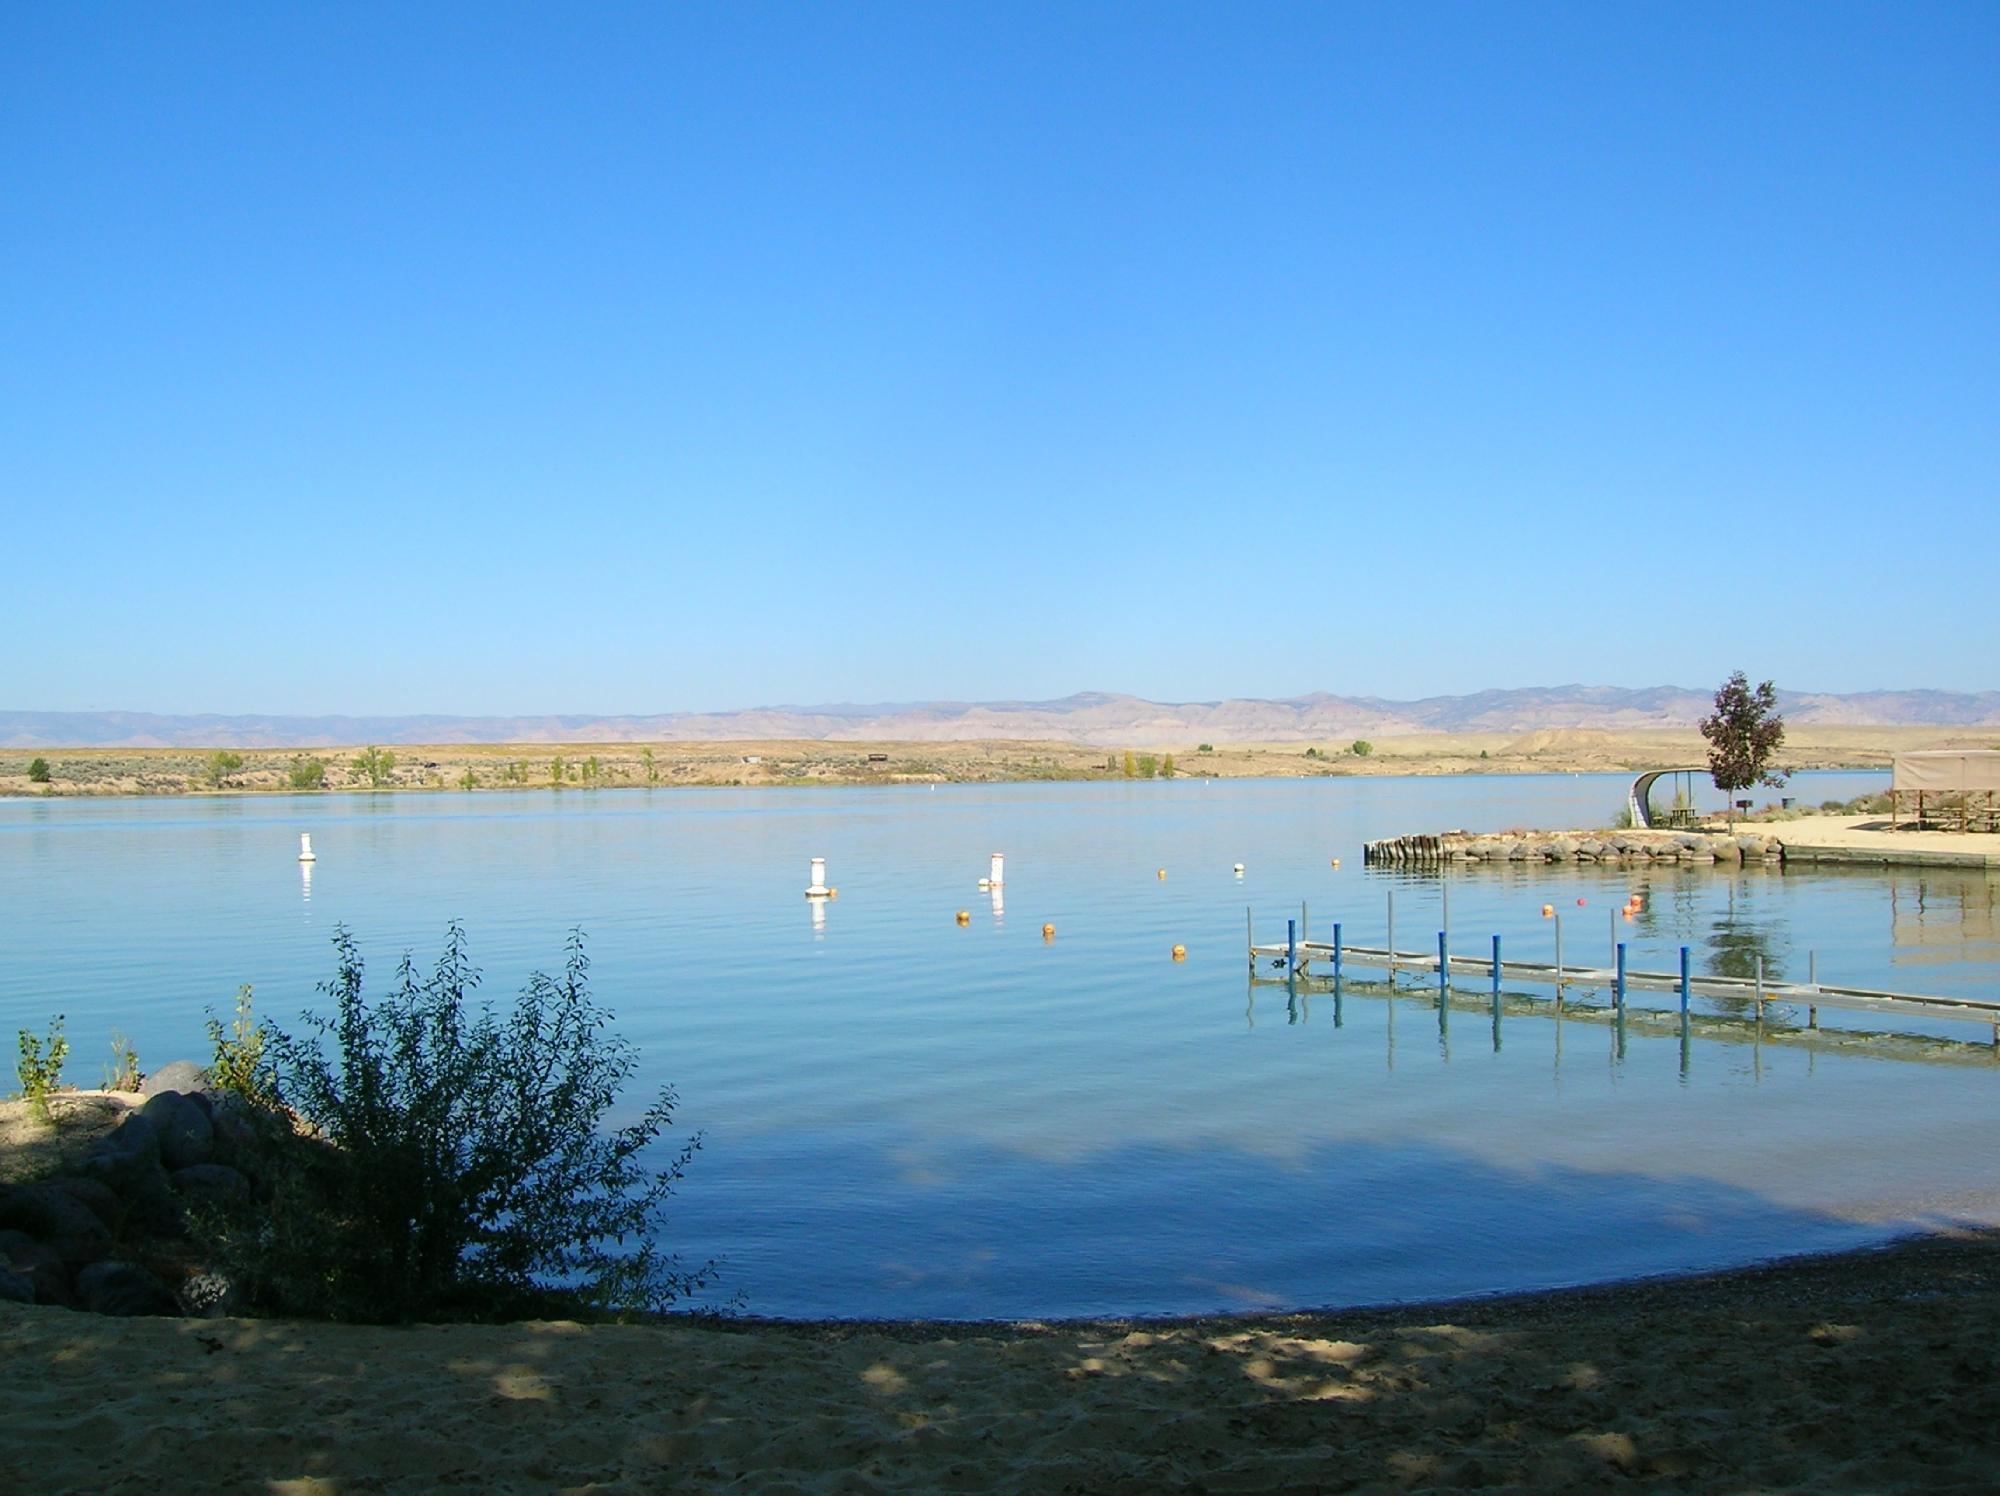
[1437,930,1448,1005]
[1679,945,1691,1015]
[1615,941,1627,1015]
[1332,922,1343,983]
[1491,933,1502,1000]
[1287,918,1296,973]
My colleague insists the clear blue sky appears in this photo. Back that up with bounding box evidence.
[4,3,1995,714]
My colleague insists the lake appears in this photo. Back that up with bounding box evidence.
[5,770,1999,1319]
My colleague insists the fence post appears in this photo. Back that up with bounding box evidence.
[1554,912,1564,1008]
[1615,941,1627,1015]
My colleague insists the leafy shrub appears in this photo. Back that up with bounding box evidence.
[289,755,329,790]
[208,983,276,1104]
[1196,744,1213,754]
[209,926,710,1322]
[16,1015,68,1124]
[1350,740,1374,758]
[352,746,397,787]
[458,768,478,791]
[203,750,246,788]
[27,757,51,783]
[1304,747,1320,759]
[103,1030,141,1092]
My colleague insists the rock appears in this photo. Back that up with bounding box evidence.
[1506,842,1533,860]
[0,1183,112,1266]
[177,1271,241,1319]
[1549,838,1577,861]
[141,1092,215,1169]
[84,1112,162,1180]
[121,1165,187,1239]
[75,1261,178,1317]
[0,1265,33,1304]
[140,1061,209,1098]
[171,1163,250,1208]
[48,1176,125,1232]
[0,1233,74,1309]
[1578,838,1606,858]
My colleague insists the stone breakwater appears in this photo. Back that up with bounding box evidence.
[1363,830,1786,868]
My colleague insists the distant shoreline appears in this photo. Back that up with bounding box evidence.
[0,726,1947,799]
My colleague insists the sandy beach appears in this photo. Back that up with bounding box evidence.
[4,1231,2000,1492]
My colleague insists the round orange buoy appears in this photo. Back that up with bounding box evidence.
[1576,898,1587,906]
[1171,943,1187,961]
[955,910,970,925]
[1042,923,1055,939]
[1541,904,1554,918]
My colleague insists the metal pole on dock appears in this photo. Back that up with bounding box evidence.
[1301,902,1308,945]
[1332,922,1343,984]
[1246,907,1253,970]
[1287,918,1296,973]
[1679,945,1691,1015]
[1554,913,1565,1008]
[1387,891,1396,984]
[1754,953,1764,1016]
[1609,909,1617,971]
[1441,881,1450,970]
[1491,933,1503,1047]
[1679,945,1692,1078]
[1437,930,1448,1006]
[1809,949,1819,1029]
[1615,941,1627,1015]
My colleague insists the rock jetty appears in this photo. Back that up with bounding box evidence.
[1363,830,1786,868]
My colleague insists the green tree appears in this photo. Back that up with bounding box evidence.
[1137,753,1157,777]
[1196,744,1213,754]
[550,755,567,785]
[1350,740,1374,758]
[458,768,478,791]
[582,755,600,783]
[1701,671,1787,828]
[642,747,659,784]
[1161,753,1176,778]
[1304,746,1319,759]
[352,746,396,788]
[27,757,51,783]
[203,750,247,788]
[1122,750,1137,779]
[289,755,329,790]
[216,926,711,1322]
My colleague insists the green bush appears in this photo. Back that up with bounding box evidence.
[17,1015,68,1124]
[203,750,246,788]
[208,926,711,1322]
[208,983,276,1105]
[27,757,51,783]
[103,1030,141,1092]
[1196,744,1213,754]
[352,746,396,788]
[1350,740,1374,758]
[289,755,329,790]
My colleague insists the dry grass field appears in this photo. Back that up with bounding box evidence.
[2,726,1990,798]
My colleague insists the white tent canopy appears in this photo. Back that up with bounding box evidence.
[1893,751,2000,794]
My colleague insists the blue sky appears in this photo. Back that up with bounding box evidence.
[4,3,1995,714]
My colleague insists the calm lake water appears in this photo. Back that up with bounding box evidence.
[5,770,1999,1319]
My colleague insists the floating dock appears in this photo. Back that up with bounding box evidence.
[1247,904,2000,1042]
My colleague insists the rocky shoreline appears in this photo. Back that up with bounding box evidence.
[1364,829,1787,867]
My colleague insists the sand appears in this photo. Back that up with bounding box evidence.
[4,1232,2000,1491]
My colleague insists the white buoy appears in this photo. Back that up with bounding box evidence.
[298,833,317,863]
[990,852,1005,888]
[1233,863,1245,875]
[806,857,830,898]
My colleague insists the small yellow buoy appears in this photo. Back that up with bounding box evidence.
[1330,858,1341,869]
[1541,904,1554,918]
[1157,868,1167,880]
[955,910,970,925]
[1171,943,1187,961]
[1042,922,1055,939]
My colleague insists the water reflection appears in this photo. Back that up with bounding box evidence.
[1893,875,1998,969]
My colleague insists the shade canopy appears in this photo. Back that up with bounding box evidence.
[1892,750,2000,794]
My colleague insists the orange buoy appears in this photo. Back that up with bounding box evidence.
[1576,898,1587,906]
[1171,943,1187,961]
[1042,923,1055,939]
[1541,904,1554,918]
[955,910,970,925]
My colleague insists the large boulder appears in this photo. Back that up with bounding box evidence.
[0,1182,112,1267]
[48,1176,126,1233]
[75,1261,178,1317]
[140,1061,209,1098]
[0,1265,33,1304]
[140,1091,215,1169]
[0,1231,74,1309]
[81,1112,162,1192]
[171,1163,250,1209]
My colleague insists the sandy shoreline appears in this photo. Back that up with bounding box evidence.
[6,1230,2000,1491]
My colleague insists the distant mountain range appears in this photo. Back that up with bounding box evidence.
[5,687,1998,750]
